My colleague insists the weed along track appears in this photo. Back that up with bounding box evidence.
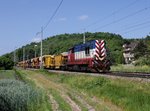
[18,69,124,111]
[48,69,150,79]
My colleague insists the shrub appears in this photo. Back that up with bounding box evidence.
[0,79,46,111]
[135,57,150,66]
[0,56,14,70]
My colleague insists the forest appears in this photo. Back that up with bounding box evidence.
[1,32,150,69]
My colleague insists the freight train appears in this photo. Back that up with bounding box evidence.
[17,39,111,72]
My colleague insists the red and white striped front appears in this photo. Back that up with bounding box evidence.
[95,40,106,61]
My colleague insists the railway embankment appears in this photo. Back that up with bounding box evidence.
[0,70,51,111]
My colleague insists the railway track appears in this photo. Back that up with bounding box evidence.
[104,71,150,79]
[48,70,150,79]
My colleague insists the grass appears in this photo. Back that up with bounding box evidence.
[111,64,150,73]
[29,69,109,111]
[17,69,150,111]
[15,69,52,111]
[43,72,150,111]
[0,79,51,111]
[49,88,72,111]
[0,69,51,111]
[18,69,72,111]
[19,69,89,111]
[0,70,16,79]
[67,92,88,111]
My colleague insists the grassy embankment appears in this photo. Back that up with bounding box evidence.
[0,70,51,111]
[0,70,16,79]
[111,64,150,73]
[38,69,150,111]
[18,69,72,111]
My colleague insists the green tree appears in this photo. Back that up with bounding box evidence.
[145,35,150,54]
[0,56,14,70]
[133,40,148,59]
[2,32,125,64]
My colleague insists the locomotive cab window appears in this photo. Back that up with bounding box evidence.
[85,47,90,56]
[71,48,74,53]
[69,48,74,53]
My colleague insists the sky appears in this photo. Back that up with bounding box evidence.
[0,0,150,56]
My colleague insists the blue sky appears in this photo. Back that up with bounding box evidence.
[0,0,150,55]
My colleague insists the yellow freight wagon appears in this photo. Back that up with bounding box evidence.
[24,60,28,68]
[54,52,68,69]
[17,61,24,67]
[43,55,54,69]
[17,61,26,68]
[31,58,35,68]
[33,57,40,68]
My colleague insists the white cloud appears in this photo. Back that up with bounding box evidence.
[78,15,89,20]
[54,17,67,22]
[58,17,67,21]
[32,37,41,43]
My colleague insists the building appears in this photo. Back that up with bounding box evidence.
[123,42,138,64]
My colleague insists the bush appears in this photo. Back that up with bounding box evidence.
[135,57,150,66]
[0,56,14,70]
[0,79,47,111]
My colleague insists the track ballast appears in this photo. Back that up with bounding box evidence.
[48,70,150,79]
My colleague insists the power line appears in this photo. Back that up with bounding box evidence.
[94,6,150,31]
[35,0,64,67]
[117,20,150,33]
[122,24,150,35]
[112,16,150,32]
[43,0,64,31]
[85,0,140,29]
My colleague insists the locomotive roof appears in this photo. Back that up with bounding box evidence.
[69,39,96,50]
[43,55,54,57]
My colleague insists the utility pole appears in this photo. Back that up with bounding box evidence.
[13,47,16,67]
[83,28,85,44]
[34,45,37,58]
[23,47,25,61]
[40,27,43,69]
[23,47,25,69]
[27,55,29,60]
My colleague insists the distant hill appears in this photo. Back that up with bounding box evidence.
[2,32,150,65]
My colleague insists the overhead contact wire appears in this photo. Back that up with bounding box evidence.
[43,0,64,31]
[85,0,140,29]
[94,7,150,31]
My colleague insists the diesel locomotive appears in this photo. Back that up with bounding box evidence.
[17,39,111,72]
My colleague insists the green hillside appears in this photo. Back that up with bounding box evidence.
[6,32,124,64]
[2,32,150,65]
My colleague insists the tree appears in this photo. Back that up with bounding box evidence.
[0,56,14,70]
[2,32,125,64]
[145,35,150,40]
[133,40,148,59]
[145,35,150,53]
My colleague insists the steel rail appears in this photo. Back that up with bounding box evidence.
[48,70,150,79]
